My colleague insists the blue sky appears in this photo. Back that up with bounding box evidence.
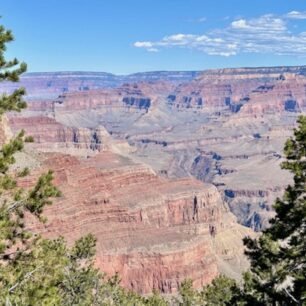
[2,0,306,74]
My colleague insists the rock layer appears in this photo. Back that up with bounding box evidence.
[21,152,251,294]
[7,66,305,231]
[0,71,198,99]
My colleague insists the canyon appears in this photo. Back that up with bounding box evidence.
[1,65,305,293]
[18,151,252,294]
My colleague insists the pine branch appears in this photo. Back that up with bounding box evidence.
[284,288,299,305]
[8,266,42,293]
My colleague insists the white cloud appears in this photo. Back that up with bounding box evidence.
[286,10,306,19]
[134,41,153,48]
[134,11,306,57]
[231,19,249,29]
[166,34,192,41]
[230,15,286,32]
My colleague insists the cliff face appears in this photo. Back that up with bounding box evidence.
[168,68,306,112]
[53,81,175,112]
[239,74,306,114]
[21,151,251,294]
[8,116,109,151]
[7,66,304,232]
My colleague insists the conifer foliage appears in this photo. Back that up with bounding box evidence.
[242,115,306,305]
[0,21,63,304]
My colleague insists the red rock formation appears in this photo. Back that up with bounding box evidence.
[167,68,283,109]
[25,100,54,112]
[21,151,250,294]
[8,116,108,150]
[52,81,174,113]
[168,69,306,113]
[240,74,306,114]
[6,67,304,234]
[4,67,286,294]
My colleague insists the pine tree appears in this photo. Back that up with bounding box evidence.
[0,20,61,304]
[199,275,242,306]
[243,115,306,305]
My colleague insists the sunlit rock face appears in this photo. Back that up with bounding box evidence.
[7,66,306,231]
[20,152,252,294]
[168,67,306,111]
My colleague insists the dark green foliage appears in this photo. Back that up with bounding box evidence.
[243,115,306,305]
[0,23,27,116]
[26,170,61,217]
[71,233,97,260]
[0,130,25,174]
[173,276,243,306]
[0,88,27,115]
[200,275,242,305]
[17,167,30,177]
[144,291,170,306]
[0,235,101,305]
[177,279,199,306]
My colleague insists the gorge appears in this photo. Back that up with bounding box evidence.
[2,65,305,293]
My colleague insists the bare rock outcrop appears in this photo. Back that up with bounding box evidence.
[167,67,306,113]
[20,151,252,294]
[6,66,304,232]
[240,74,306,114]
[8,116,108,151]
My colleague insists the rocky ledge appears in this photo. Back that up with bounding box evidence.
[20,151,252,294]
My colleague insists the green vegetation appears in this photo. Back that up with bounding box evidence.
[241,115,306,305]
[0,21,305,305]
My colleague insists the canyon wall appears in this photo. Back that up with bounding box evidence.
[7,67,305,231]
[20,151,251,294]
[2,65,305,293]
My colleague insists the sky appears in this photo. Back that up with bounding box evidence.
[1,0,306,74]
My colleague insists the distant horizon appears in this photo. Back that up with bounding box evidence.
[23,63,306,76]
[2,0,306,74]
